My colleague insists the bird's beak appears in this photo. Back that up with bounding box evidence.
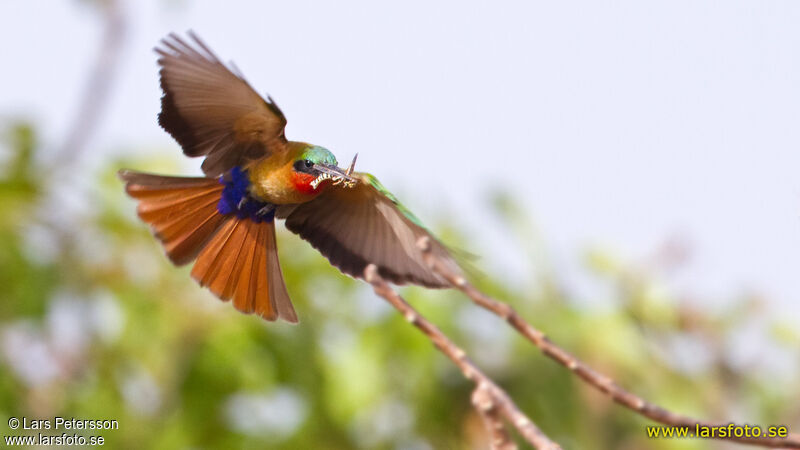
[310,161,358,189]
[346,153,358,176]
[313,164,357,182]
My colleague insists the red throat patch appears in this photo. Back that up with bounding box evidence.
[291,172,328,195]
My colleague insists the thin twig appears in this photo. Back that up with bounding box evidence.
[472,384,518,450]
[364,265,561,450]
[52,0,125,169]
[418,237,800,449]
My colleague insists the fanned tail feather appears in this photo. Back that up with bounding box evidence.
[118,169,297,323]
[190,219,297,322]
[119,170,228,265]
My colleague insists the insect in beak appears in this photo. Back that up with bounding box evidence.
[310,160,358,189]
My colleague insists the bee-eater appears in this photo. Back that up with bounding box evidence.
[119,32,462,323]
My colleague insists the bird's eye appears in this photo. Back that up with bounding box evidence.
[294,159,316,173]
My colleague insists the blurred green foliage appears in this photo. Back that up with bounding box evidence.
[0,121,798,450]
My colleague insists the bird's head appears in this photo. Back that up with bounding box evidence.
[291,145,357,193]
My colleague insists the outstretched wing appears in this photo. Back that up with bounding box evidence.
[156,31,288,177]
[281,173,462,287]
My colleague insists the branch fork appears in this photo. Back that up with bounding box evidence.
[364,265,561,450]
[413,236,800,449]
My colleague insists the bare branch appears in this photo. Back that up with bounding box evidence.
[364,265,561,450]
[52,0,125,168]
[418,237,800,449]
[472,383,518,450]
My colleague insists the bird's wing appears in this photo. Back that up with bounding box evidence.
[282,173,462,287]
[156,32,288,177]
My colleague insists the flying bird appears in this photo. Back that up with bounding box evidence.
[119,32,463,323]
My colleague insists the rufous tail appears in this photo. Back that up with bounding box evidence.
[118,170,297,323]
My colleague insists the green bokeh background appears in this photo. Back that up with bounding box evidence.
[1,121,797,450]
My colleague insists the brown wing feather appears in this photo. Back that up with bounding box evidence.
[156,32,288,177]
[283,176,462,287]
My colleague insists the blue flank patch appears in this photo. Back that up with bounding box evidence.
[216,166,274,223]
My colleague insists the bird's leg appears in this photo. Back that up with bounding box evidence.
[256,203,276,217]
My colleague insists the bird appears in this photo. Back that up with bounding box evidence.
[119,32,464,323]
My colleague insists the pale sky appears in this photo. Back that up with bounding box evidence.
[2,1,799,320]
